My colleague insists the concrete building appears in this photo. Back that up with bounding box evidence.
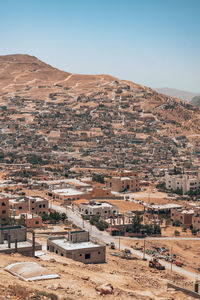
[79,201,118,217]
[24,214,42,228]
[0,225,42,256]
[0,195,10,223]
[171,208,194,227]
[165,173,200,195]
[192,213,200,231]
[145,203,182,215]
[9,197,49,216]
[47,230,106,264]
[48,188,90,205]
[106,176,139,193]
[0,225,26,244]
[89,187,113,199]
[105,211,135,226]
[14,213,43,228]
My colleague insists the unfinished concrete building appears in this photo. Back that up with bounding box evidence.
[0,225,41,256]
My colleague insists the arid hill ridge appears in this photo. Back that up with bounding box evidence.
[0,54,120,100]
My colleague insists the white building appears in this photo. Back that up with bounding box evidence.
[165,173,200,195]
[79,201,118,217]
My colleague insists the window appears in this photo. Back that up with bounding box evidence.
[61,253,63,256]
[80,254,82,257]
[85,253,90,259]
[35,221,39,224]
[39,205,42,208]
[2,210,6,214]
[32,208,34,210]
[1,202,6,206]
[56,250,58,254]
[19,206,22,210]
[43,204,45,208]
[98,251,101,255]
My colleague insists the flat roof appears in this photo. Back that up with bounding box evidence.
[49,238,102,251]
[145,203,182,210]
[34,179,90,187]
[53,188,84,196]
[81,202,115,208]
[0,241,32,250]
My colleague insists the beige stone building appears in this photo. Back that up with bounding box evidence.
[9,197,49,216]
[106,176,139,192]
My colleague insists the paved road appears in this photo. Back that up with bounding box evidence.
[52,203,200,281]
[119,236,200,241]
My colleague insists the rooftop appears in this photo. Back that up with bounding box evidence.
[145,203,182,210]
[49,238,102,251]
[53,188,84,196]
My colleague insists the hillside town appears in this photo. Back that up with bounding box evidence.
[0,55,200,299]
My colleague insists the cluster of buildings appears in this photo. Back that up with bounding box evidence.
[0,192,49,228]
[1,74,199,185]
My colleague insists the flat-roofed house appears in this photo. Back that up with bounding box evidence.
[47,230,106,264]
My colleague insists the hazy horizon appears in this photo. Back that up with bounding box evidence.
[1,0,200,93]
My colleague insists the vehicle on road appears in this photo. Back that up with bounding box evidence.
[110,242,115,250]
[175,261,183,267]
[149,258,165,270]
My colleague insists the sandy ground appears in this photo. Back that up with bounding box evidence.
[121,238,200,275]
[0,246,195,300]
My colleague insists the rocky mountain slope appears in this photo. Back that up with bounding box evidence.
[1,54,200,175]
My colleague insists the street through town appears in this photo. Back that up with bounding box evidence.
[52,203,200,281]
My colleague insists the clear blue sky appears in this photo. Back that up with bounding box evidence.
[1,0,200,92]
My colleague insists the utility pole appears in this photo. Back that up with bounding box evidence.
[143,239,146,260]
[170,246,173,273]
[90,220,92,234]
